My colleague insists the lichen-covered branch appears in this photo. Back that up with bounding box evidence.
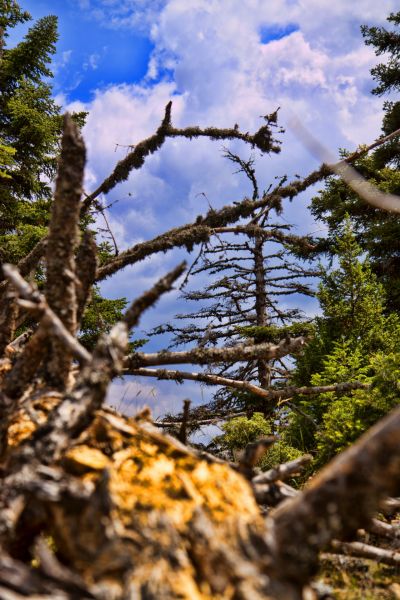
[96,167,328,280]
[83,101,281,210]
[75,231,98,327]
[125,335,307,369]
[123,262,186,330]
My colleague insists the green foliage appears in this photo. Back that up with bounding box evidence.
[258,441,303,472]
[312,12,400,312]
[215,412,271,452]
[311,157,400,311]
[0,4,86,259]
[79,289,128,350]
[0,1,126,352]
[288,222,400,466]
[361,11,400,97]
[236,321,315,344]
[214,412,303,470]
[0,139,15,178]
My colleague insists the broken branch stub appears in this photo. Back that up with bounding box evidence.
[45,113,86,388]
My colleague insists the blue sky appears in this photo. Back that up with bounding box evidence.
[9,0,399,425]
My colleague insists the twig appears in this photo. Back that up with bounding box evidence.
[331,540,400,567]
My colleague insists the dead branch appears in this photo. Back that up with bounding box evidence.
[252,454,313,485]
[154,411,247,428]
[213,225,316,251]
[45,114,86,387]
[367,518,400,540]
[96,168,328,281]
[0,294,18,356]
[331,540,400,567]
[292,120,400,213]
[14,264,188,464]
[178,399,191,444]
[126,366,368,402]
[83,101,281,211]
[123,262,186,330]
[239,437,277,477]
[2,264,91,367]
[125,335,307,369]
[381,497,400,517]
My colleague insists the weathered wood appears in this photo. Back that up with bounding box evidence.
[45,113,86,388]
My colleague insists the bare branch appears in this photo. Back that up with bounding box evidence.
[331,540,400,567]
[124,262,186,330]
[75,231,98,327]
[212,225,316,251]
[126,366,368,403]
[83,102,280,211]
[45,113,86,387]
[291,119,400,213]
[96,168,328,281]
[367,518,400,540]
[125,336,307,369]
[178,399,191,444]
[252,455,313,485]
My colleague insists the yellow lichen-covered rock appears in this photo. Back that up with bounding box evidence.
[6,402,273,598]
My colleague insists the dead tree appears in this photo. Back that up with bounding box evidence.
[0,110,399,599]
[148,150,318,425]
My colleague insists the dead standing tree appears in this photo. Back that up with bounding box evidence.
[148,149,318,424]
[0,110,399,598]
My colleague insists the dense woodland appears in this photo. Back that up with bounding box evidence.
[1,1,400,598]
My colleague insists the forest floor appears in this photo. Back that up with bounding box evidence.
[319,554,400,599]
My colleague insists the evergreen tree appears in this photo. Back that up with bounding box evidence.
[287,220,400,466]
[0,1,126,347]
[362,11,400,167]
[310,11,400,310]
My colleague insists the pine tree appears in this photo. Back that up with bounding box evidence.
[287,220,400,466]
[310,11,400,310]
[362,10,400,167]
[0,1,126,348]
